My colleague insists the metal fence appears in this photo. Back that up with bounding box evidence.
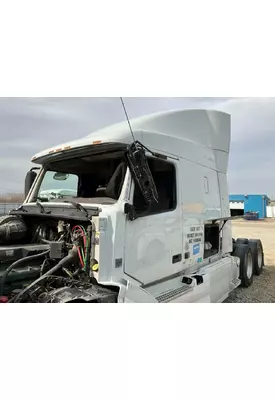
[0,203,21,216]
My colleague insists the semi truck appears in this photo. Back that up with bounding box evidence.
[0,109,264,303]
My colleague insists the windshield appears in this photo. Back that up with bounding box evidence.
[33,154,127,205]
[37,171,79,201]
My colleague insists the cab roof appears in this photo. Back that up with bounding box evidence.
[31,109,231,173]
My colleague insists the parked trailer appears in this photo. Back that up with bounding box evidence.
[0,109,264,303]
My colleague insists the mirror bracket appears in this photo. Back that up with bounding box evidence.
[124,203,136,221]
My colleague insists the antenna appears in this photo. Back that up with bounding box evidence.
[119,97,159,205]
[120,97,136,146]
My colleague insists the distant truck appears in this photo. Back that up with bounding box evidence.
[0,109,264,302]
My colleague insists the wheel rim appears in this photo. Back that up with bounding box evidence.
[247,253,253,279]
[258,249,263,268]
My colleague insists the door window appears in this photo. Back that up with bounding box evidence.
[133,157,177,217]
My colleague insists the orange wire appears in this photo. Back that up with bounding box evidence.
[72,225,87,266]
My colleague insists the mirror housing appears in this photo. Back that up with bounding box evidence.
[53,172,69,181]
[24,168,39,199]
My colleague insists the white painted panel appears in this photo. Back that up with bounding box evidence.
[180,158,222,269]
[181,158,222,221]
[267,206,275,218]
[230,201,244,210]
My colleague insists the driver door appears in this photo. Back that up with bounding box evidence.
[124,156,183,286]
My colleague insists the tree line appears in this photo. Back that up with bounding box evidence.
[0,193,24,203]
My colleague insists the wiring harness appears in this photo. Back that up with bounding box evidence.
[71,224,93,272]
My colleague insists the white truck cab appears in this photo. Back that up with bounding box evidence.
[0,109,264,303]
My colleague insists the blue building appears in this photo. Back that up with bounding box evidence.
[229,194,269,219]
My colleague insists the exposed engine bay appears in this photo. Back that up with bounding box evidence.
[0,213,117,303]
[0,141,160,303]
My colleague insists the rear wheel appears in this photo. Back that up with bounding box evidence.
[233,244,254,287]
[236,238,249,245]
[249,239,264,276]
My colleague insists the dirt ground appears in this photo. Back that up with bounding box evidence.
[224,219,275,303]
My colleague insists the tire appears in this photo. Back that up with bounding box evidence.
[249,239,264,276]
[236,238,249,245]
[232,243,254,287]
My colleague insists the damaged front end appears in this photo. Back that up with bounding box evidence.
[0,203,118,303]
[10,276,117,303]
[0,140,159,303]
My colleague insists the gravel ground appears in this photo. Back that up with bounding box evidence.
[225,265,275,303]
[224,219,275,303]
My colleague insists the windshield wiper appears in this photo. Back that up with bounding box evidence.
[36,197,49,203]
[63,200,89,219]
[35,195,90,219]
[36,201,51,214]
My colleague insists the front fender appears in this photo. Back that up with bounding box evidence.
[121,281,158,303]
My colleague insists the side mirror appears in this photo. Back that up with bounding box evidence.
[124,203,136,221]
[25,169,38,198]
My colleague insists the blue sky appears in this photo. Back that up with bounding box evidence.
[0,97,274,197]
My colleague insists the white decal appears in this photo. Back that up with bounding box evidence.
[186,225,203,245]
[99,218,107,233]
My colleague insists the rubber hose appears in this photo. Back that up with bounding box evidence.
[12,248,78,303]
[40,238,51,244]
[0,250,50,297]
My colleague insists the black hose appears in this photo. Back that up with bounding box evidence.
[84,226,92,272]
[40,238,51,244]
[0,250,50,297]
[40,258,49,277]
[12,247,79,303]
